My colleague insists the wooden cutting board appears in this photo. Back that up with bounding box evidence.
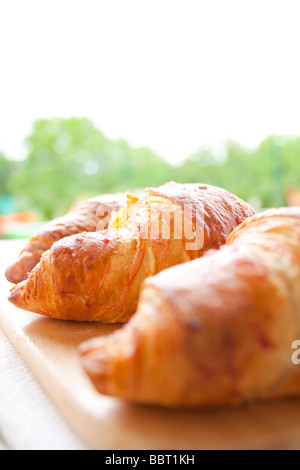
[1,240,300,450]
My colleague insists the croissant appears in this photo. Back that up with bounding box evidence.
[8,182,255,323]
[79,207,300,407]
[5,193,126,284]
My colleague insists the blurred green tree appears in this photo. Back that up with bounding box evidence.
[174,136,300,209]
[10,117,174,219]
[0,152,16,195]
[3,115,300,220]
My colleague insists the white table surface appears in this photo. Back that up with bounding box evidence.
[0,240,88,450]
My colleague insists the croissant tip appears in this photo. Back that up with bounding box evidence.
[78,336,114,382]
[78,340,91,358]
[8,281,27,309]
[5,263,26,284]
[78,336,105,357]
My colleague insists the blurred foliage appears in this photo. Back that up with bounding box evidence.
[1,117,300,220]
[175,135,300,209]
[0,152,17,195]
[9,118,172,219]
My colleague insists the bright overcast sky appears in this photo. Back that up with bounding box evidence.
[0,0,300,163]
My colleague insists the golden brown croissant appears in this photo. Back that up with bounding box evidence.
[8,182,255,323]
[79,207,300,407]
[5,193,126,284]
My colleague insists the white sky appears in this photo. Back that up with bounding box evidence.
[0,0,300,163]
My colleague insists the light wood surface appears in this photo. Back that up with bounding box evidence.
[1,240,300,450]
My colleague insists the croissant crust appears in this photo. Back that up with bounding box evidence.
[79,208,300,407]
[8,182,255,323]
[5,193,126,284]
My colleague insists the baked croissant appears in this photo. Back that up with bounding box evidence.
[8,182,255,323]
[79,207,300,407]
[5,193,126,284]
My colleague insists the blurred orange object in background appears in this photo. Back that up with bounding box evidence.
[285,186,300,207]
[0,212,37,238]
